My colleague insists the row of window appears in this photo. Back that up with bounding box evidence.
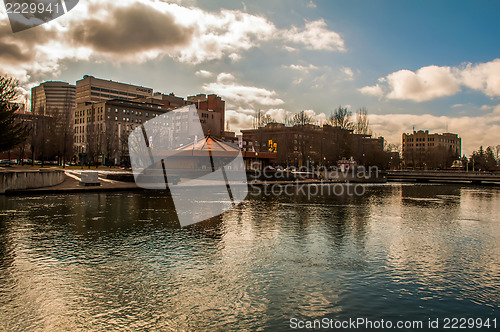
[114,109,158,117]
[76,107,161,118]
[404,136,457,144]
[90,88,146,98]
[405,142,441,147]
[200,113,214,119]
[115,117,143,123]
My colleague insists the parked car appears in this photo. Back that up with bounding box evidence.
[0,160,12,167]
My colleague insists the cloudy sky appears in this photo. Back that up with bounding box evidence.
[1,0,500,154]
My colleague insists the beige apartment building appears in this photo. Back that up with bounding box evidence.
[74,99,167,164]
[402,130,461,169]
[76,75,153,106]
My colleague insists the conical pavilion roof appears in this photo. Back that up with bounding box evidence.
[176,135,240,152]
[172,135,240,157]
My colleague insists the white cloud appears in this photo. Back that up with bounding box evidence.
[306,0,317,9]
[460,59,500,97]
[340,66,354,81]
[303,109,328,124]
[216,72,236,82]
[358,84,384,98]
[285,64,319,72]
[283,19,345,51]
[226,109,254,131]
[195,70,213,78]
[228,53,242,62]
[265,108,289,122]
[369,107,500,155]
[0,0,347,85]
[360,59,500,102]
[203,72,284,107]
[385,66,461,102]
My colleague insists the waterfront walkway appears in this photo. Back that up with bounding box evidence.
[3,170,141,195]
[2,169,370,195]
[387,170,500,184]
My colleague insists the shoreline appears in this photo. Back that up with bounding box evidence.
[3,169,498,196]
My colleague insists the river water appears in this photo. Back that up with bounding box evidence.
[0,183,499,331]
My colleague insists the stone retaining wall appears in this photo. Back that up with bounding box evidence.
[0,169,66,194]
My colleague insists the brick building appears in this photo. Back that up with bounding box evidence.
[241,123,387,168]
[187,94,225,137]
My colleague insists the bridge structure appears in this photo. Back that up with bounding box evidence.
[386,170,500,185]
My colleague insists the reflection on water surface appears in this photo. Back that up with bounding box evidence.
[0,184,499,330]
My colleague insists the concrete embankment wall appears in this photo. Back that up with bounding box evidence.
[0,169,66,194]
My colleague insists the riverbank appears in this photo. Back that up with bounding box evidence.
[0,168,66,194]
[2,172,142,195]
[2,169,383,195]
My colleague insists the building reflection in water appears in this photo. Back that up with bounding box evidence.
[0,183,499,330]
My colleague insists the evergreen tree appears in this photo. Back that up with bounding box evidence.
[0,77,30,153]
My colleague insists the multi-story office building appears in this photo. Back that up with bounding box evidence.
[30,81,76,162]
[74,98,224,165]
[74,99,167,164]
[76,75,153,106]
[402,130,461,169]
[31,81,75,116]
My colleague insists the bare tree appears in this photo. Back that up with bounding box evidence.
[0,76,30,153]
[289,110,313,126]
[51,105,74,167]
[354,107,372,135]
[329,106,354,130]
[253,110,261,129]
[386,143,401,153]
[102,121,119,166]
[260,114,276,126]
[29,114,52,165]
[84,105,99,167]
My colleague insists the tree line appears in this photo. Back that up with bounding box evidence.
[461,146,500,171]
[0,76,75,166]
[0,77,30,154]
[254,106,373,136]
